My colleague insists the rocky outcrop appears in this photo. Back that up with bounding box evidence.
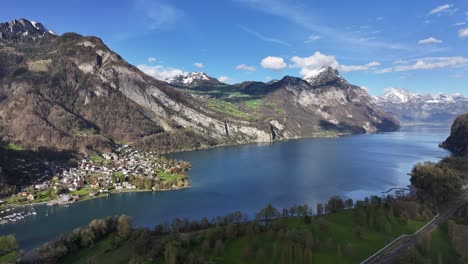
[441,114,468,155]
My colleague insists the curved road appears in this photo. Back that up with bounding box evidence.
[363,191,468,264]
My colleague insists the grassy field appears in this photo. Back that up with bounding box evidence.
[58,209,426,264]
[207,99,251,119]
[394,222,461,264]
[90,154,105,164]
[155,169,185,183]
[59,234,132,264]
[2,143,27,151]
[190,210,424,264]
[0,251,19,263]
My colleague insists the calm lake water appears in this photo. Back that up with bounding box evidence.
[0,125,451,250]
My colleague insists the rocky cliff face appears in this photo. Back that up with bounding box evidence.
[442,114,468,155]
[261,69,399,136]
[0,19,271,154]
[374,88,468,124]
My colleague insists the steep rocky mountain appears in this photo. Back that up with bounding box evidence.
[374,88,468,123]
[441,113,468,155]
[165,72,224,88]
[0,18,398,159]
[173,67,400,137]
[0,19,272,155]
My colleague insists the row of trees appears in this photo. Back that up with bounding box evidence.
[21,215,132,263]
[16,192,436,263]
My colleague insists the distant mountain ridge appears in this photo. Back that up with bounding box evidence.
[0,18,56,40]
[374,88,468,123]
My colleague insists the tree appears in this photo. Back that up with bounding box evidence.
[316,203,324,215]
[215,240,224,255]
[410,161,463,204]
[89,219,108,238]
[255,204,280,223]
[117,215,132,239]
[420,232,432,255]
[164,241,179,264]
[79,227,95,248]
[344,243,355,256]
[354,226,364,239]
[0,235,17,252]
[326,196,345,213]
[345,198,354,209]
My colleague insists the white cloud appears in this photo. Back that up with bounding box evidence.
[304,35,321,43]
[290,52,339,76]
[218,76,231,83]
[136,0,182,30]
[148,57,157,63]
[393,59,409,65]
[137,64,185,80]
[239,25,291,47]
[426,4,457,16]
[194,62,204,68]
[260,56,287,70]
[459,28,468,38]
[418,37,443,44]
[236,64,256,72]
[454,21,466,26]
[289,51,380,76]
[376,56,468,73]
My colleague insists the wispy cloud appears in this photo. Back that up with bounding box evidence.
[304,35,321,43]
[235,64,256,72]
[454,21,466,26]
[194,62,204,68]
[239,25,291,46]
[426,4,457,16]
[376,56,468,73]
[418,37,442,44]
[236,0,408,51]
[459,28,468,38]
[218,76,232,83]
[135,0,182,30]
[148,57,157,63]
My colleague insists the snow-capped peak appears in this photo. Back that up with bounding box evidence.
[165,72,223,87]
[303,66,342,86]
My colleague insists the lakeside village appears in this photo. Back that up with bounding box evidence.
[0,145,191,224]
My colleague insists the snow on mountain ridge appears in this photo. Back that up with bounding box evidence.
[376,88,466,105]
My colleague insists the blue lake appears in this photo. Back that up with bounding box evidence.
[0,125,451,250]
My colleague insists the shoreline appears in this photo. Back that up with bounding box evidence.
[162,132,350,155]
[0,185,190,213]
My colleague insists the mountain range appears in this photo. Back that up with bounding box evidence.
[0,18,399,158]
[374,88,468,124]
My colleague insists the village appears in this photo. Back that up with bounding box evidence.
[0,145,191,223]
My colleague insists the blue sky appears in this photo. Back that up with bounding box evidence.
[2,0,468,95]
